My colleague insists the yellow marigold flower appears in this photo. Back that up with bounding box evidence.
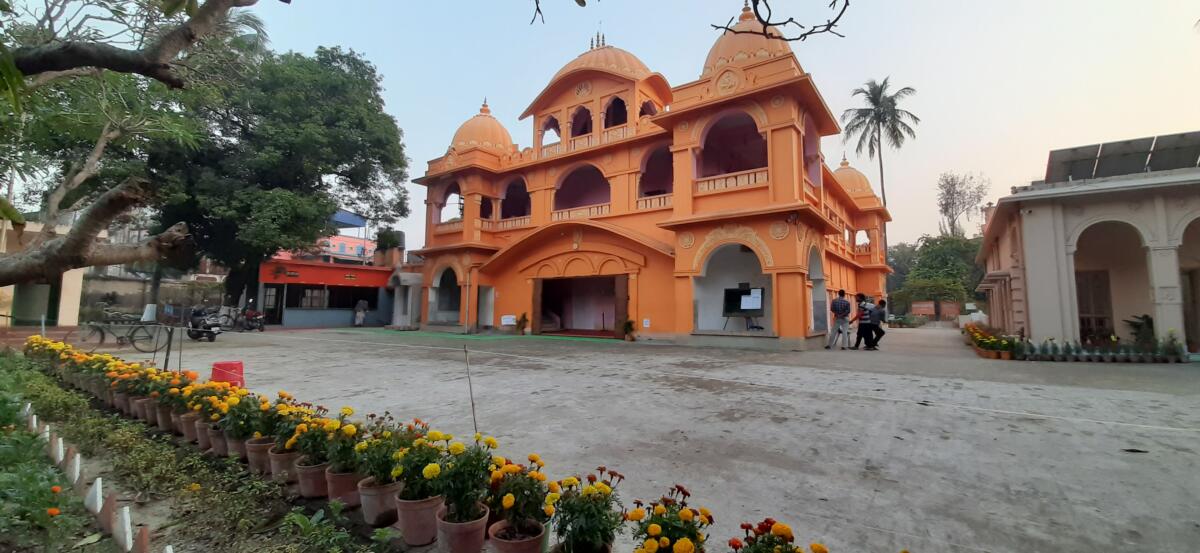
[502,493,516,509]
[285,437,298,450]
[341,424,357,437]
[548,481,560,493]
[545,492,561,505]
[679,508,694,522]
[392,448,408,461]
[699,507,711,517]
[645,539,660,553]
[484,436,499,449]
[809,545,829,553]
[491,470,503,482]
[697,533,705,543]
[355,441,369,453]
[422,463,441,479]
[210,414,220,421]
[391,465,404,479]
[296,423,308,434]
[562,476,579,487]
[427,430,444,441]
[449,441,466,455]
[647,523,662,537]
[544,504,555,517]
[626,507,645,521]
[382,431,392,438]
[582,485,596,496]
[673,537,694,553]
[529,471,547,482]
[659,537,670,548]
[653,505,666,516]
[595,482,611,495]
[227,396,240,406]
[413,438,427,447]
[528,453,541,464]
[168,387,180,395]
[493,455,506,466]
[253,432,263,439]
[502,464,522,475]
[187,482,202,492]
[474,432,482,442]
[770,523,793,541]
[340,406,354,417]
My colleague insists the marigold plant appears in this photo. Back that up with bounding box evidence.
[394,428,444,501]
[553,466,625,553]
[490,452,551,538]
[325,407,361,473]
[631,485,711,553]
[436,432,495,523]
[357,415,425,485]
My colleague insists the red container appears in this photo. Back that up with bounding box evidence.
[211,361,245,387]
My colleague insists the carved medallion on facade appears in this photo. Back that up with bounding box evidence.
[769,221,790,240]
[575,81,592,97]
[678,232,695,249]
[716,71,739,95]
[770,95,784,108]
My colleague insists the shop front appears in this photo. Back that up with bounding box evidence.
[258,259,393,328]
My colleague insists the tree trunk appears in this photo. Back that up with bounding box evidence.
[876,128,890,294]
[149,264,163,305]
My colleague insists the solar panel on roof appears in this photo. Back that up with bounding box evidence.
[1094,137,1153,178]
[1045,144,1100,183]
[1148,131,1200,171]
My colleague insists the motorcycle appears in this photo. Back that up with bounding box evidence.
[187,305,223,342]
[242,308,266,332]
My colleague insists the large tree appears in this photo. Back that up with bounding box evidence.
[936,171,988,237]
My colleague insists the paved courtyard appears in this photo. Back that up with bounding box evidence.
[122,327,1200,552]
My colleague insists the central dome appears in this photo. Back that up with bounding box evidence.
[553,44,652,82]
[702,4,793,77]
[834,158,874,197]
[450,101,513,154]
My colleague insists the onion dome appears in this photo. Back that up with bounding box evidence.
[553,37,652,82]
[449,100,514,153]
[702,2,794,77]
[834,157,875,197]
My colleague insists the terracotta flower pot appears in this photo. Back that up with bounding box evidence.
[207,424,228,457]
[438,504,489,553]
[393,494,443,546]
[1000,351,1012,361]
[170,411,183,434]
[489,520,545,553]
[195,418,212,450]
[224,429,248,461]
[181,412,200,443]
[358,476,402,527]
[135,397,154,421]
[245,437,274,475]
[156,404,174,431]
[268,446,301,483]
[295,457,330,498]
[325,467,362,507]
[112,392,129,414]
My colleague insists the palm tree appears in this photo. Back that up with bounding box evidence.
[841,77,919,294]
[840,77,920,208]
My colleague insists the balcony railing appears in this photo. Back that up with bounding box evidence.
[695,167,769,194]
[433,220,463,234]
[636,194,673,210]
[601,125,628,144]
[569,134,594,151]
[854,244,873,255]
[496,216,532,230]
[552,203,610,221]
[540,142,561,158]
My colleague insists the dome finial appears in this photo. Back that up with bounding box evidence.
[739,0,754,21]
[839,153,849,168]
[590,36,594,49]
[480,98,491,115]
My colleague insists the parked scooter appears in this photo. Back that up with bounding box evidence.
[242,308,266,332]
[187,304,223,342]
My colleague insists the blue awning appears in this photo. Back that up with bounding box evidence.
[330,209,367,229]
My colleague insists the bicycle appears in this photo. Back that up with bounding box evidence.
[65,320,169,353]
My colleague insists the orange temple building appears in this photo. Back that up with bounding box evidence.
[412,5,890,348]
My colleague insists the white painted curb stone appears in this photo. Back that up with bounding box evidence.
[84,477,103,514]
[114,506,133,552]
[163,546,175,553]
[67,452,82,485]
[52,437,65,464]
[28,413,37,432]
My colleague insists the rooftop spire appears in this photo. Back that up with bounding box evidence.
[739,0,754,21]
[479,98,491,115]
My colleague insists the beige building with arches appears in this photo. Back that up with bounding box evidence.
[977,132,1200,352]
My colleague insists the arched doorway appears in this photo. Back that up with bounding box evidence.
[696,112,767,178]
[431,267,462,324]
[554,165,610,211]
[1180,217,1200,352]
[639,144,673,198]
[693,244,771,333]
[808,247,827,333]
[1074,221,1150,343]
[501,179,530,219]
[439,183,462,223]
[604,97,627,128]
[570,106,592,137]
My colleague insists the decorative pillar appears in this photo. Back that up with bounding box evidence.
[671,146,696,217]
[1147,245,1186,340]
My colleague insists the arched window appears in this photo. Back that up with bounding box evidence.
[500,179,530,219]
[570,106,592,137]
[439,183,462,223]
[479,197,493,220]
[855,230,870,246]
[542,116,561,144]
[639,100,658,118]
[697,112,768,178]
[639,144,673,197]
[604,97,627,128]
[555,165,609,211]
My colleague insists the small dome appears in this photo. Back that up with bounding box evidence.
[702,3,793,77]
[553,42,652,82]
[450,101,514,154]
[834,157,874,197]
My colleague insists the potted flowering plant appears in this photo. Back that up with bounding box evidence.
[221,390,257,461]
[356,414,424,526]
[553,467,625,553]
[269,394,309,482]
[289,405,333,498]
[324,407,363,507]
[393,424,445,546]
[630,485,712,553]
[728,518,828,553]
[243,393,286,475]
[187,382,234,456]
[488,453,552,553]
[436,434,496,553]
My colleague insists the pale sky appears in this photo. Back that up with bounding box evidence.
[248,0,1200,247]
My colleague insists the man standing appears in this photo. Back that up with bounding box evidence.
[825,289,851,350]
[850,293,875,350]
[864,299,888,350]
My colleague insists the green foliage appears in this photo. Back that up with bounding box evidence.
[375,228,403,250]
[840,77,920,161]
[554,470,624,553]
[495,469,550,536]
[281,502,358,553]
[438,441,492,523]
[395,440,443,500]
[892,233,983,312]
[1123,314,1156,352]
[886,241,918,293]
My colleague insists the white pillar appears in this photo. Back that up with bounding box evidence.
[1147,245,1186,340]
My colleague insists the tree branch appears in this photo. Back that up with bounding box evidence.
[0,177,190,287]
[711,0,849,42]
[39,122,122,233]
[11,0,275,89]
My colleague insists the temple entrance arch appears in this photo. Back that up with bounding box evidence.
[430,266,462,324]
[693,243,771,334]
[1073,220,1150,343]
[808,247,827,333]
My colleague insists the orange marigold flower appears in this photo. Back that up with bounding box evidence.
[50,486,61,494]
[47,507,61,517]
